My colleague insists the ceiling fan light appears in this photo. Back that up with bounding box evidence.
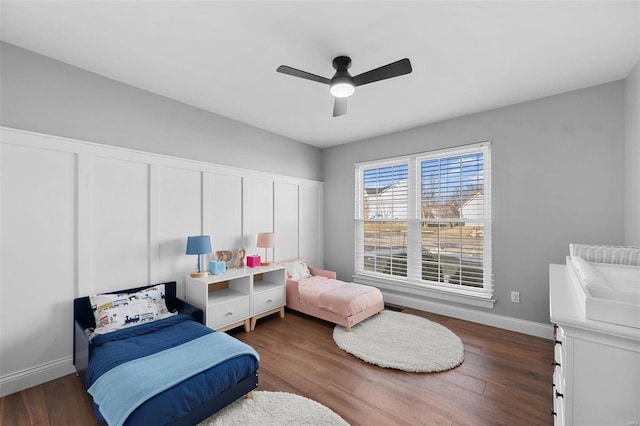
[330,80,355,98]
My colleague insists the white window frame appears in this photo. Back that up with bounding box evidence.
[354,142,493,308]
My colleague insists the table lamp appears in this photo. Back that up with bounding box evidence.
[256,232,275,266]
[186,235,212,278]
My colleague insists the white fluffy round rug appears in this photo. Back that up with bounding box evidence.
[333,311,464,372]
[199,391,348,425]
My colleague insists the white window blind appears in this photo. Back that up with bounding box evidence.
[355,142,492,299]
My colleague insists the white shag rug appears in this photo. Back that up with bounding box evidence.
[199,391,349,426]
[333,311,464,372]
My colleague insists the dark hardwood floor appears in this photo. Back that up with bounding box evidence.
[0,306,554,425]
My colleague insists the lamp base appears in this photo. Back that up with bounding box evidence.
[190,271,208,278]
[260,261,272,266]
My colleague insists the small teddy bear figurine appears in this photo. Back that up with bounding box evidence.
[235,248,246,268]
[216,250,233,269]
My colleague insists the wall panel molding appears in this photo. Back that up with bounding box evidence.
[1,127,323,187]
[275,182,299,261]
[0,126,323,396]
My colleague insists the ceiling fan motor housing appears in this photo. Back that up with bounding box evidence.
[332,56,352,71]
[330,56,355,97]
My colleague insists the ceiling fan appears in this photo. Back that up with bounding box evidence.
[277,56,412,117]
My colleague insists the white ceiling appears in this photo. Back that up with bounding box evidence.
[1,1,639,148]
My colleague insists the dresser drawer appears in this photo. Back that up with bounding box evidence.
[553,367,566,425]
[553,366,564,393]
[207,296,250,329]
[554,343,563,377]
[553,391,565,426]
[253,287,285,315]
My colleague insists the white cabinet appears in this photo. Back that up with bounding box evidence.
[250,269,287,330]
[549,264,640,426]
[186,265,286,332]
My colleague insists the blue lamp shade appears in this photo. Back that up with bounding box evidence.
[186,235,212,277]
[186,235,212,255]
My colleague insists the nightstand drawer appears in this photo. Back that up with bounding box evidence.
[253,287,285,315]
[207,296,250,329]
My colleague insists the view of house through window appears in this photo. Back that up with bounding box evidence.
[355,142,492,298]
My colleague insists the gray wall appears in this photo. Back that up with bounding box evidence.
[0,42,322,181]
[625,60,640,247]
[323,82,626,324]
[1,41,630,326]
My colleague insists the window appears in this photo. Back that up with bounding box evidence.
[355,142,492,300]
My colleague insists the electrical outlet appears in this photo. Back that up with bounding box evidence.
[511,291,520,303]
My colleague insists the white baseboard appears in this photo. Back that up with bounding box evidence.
[382,291,553,340]
[0,356,76,397]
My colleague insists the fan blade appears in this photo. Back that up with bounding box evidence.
[352,58,412,87]
[333,97,348,117]
[276,65,330,85]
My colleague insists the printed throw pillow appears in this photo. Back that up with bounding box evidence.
[90,284,174,335]
[285,260,312,281]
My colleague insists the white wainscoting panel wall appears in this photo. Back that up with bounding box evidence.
[152,165,202,299]
[299,184,324,268]
[242,177,274,259]
[275,182,300,261]
[0,127,324,396]
[91,157,150,293]
[206,173,243,263]
[1,144,76,378]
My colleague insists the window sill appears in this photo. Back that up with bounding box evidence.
[353,273,495,309]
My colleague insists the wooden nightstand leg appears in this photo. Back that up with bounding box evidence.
[249,317,257,331]
[279,306,285,318]
[346,326,352,332]
[244,319,251,333]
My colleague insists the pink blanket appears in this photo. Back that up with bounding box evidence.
[298,276,383,316]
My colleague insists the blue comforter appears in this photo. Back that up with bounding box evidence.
[87,315,259,426]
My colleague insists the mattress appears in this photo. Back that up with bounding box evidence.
[88,314,258,425]
[297,276,383,316]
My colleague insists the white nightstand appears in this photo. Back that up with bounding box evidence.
[186,265,285,332]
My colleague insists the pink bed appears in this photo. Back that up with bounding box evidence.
[280,259,384,331]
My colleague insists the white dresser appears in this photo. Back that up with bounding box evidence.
[549,263,640,426]
[186,265,286,332]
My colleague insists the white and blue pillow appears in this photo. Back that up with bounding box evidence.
[90,284,175,335]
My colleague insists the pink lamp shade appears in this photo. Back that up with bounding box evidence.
[256,232,275,248]
[256,232,275,265]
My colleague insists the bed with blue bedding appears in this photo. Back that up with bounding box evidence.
[73,281,259,426]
